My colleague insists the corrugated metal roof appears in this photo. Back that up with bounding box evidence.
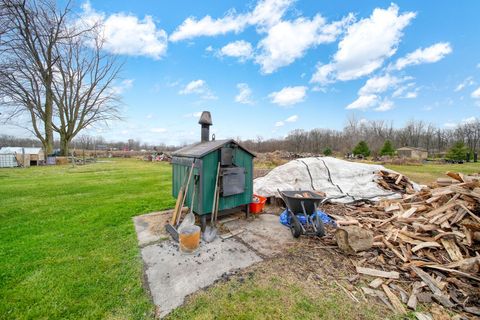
[172,139,255,158]
[0,147,43,154]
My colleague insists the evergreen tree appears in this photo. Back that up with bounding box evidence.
[353,141,371,157]
[323,147,332,156]
[380,140,395,156]
[446,141,467,161]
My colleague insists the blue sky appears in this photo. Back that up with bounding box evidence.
[4,0,480,145]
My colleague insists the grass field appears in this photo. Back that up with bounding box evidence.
[0,159,174,319]
[384,161,480,184]
[1,158,478,319]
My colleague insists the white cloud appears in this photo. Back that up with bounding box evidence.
[375,99,394,112]
[471,87,480,99]
[146,114,153,119]
[346,94,378,110]
[455,77,475,92]
[268,86,307,106]
[179,80,217,99]
[311,4,415,84]
[220,40,253,61]
[392,42,452,70]
[444,122,456,128]
[205,45,214,52]
[392,82,416,98]
[275,114,298,127]
[359,74,401,95]
[170,0,293,41]
[285,115,298,122]
[235,83,254,104]
[150,127,167,133]
[404,91,417,99]
[255,14,353,74]
[184,111,203,118]
[81,2,168,59]
[111,79,134,95]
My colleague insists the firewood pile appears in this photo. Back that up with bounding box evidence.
[327,172,480,317]
[376,170,416,194]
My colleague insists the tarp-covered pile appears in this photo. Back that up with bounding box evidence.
[253,157,421,203]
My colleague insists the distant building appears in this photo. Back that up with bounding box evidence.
[0,147,45,167]
[396,147,428,160]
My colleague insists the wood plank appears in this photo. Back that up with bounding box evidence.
[395,174,403,185]
[459,203,480,223]
[407,282,422,310]
[356,266,399,279]
[424,202,458,218]
[401,207,417,218]
[410,266,443,295]
[383,238,408,262]
[440,238,463,262]
[219,228,244,239]
[423,265,480,282]
[368,278,383,289]
[411,241,441,253]
[382,284,406,314]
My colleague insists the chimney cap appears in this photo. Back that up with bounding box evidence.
[198,111,212,126]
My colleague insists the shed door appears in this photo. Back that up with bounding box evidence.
[221,167,245,196]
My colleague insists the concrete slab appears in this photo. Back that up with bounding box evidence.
[141,238,261,318]
[133,212,294,318]
[223,214,296,257]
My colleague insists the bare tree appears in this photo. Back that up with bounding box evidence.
[50,31,122,155]
[0,0,72,154]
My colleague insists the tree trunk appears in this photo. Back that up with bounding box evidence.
[60,134,70,156]
[43,79,54,155]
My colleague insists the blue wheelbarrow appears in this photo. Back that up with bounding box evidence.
[278,190,329,238]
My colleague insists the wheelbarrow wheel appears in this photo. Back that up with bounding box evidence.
[290,216,302,238]
[314,215,326,237]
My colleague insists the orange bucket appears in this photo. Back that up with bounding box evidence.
[179,225,201,254]
[249,194,267,214]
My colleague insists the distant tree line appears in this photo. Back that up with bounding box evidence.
[0,134,177,152]
[240,116,480,157]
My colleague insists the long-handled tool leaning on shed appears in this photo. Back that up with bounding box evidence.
[203,162,221,242]
[166,160,195,241]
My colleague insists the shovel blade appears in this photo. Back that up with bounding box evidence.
[202,226,217,243]
[165,224,179,242]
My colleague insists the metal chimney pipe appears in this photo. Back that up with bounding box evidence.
[198,111,212,142]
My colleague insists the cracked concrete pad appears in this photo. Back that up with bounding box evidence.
[223,214,296,257]
[141,239,261,318]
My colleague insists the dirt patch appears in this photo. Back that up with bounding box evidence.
[142,211,171,238]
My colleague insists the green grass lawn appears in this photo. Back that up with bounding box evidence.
[0,159,174,319]
[384,161,480,184]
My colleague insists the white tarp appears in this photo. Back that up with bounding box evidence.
[254,157,420,203]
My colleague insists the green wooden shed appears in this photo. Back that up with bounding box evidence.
[171,112,255,229]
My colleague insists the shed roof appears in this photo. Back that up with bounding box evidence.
[172,139,255,158]
[0,147,43,154]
